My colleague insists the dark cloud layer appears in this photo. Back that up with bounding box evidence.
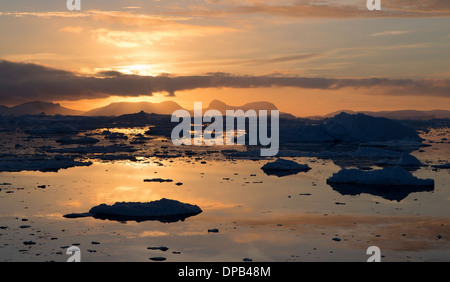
[0,60,449,105]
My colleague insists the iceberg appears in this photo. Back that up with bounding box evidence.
[64,198,202,223]
[327,166,433,187]
[325,113,421,142]
[377,153,424,167]
[327,166,434,201]
[261,158,311,177]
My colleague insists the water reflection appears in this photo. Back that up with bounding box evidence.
[91,212,202,223]
[328,183,435,202]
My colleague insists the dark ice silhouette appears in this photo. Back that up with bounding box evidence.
[327,166,434,201]
[64,198,202,223]
[261,158,311,177]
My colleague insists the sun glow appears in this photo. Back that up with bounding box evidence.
[94,64,167,77]
[116,64,156,76]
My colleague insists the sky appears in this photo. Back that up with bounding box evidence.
[0,0,449,116]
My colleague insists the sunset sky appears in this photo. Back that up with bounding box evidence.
[0,0,449,116]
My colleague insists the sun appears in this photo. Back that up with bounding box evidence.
[116,65,156,76]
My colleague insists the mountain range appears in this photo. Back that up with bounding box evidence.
[322,109,450,120]
[0,101,83,116]
[0,100,449,120]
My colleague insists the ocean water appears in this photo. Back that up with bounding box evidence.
[0,126,448,262]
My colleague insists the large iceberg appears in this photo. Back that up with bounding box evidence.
[327,166,434,187]
[325,113,421,142]
[326,166,434,201]
[65,198,202,223]
[278,113,421,146]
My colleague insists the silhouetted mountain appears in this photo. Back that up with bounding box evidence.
[83,101,184,116]
[0,101,83,116]
[204,100,296,119]
[324,109,450,120]
[207,99,278,113]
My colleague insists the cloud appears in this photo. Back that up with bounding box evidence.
[59,26,83,34]
[371,30,410,37]
[0,60,449,105]
[91,25,236,48]
[2,1,449,23]
[172,0,450,18]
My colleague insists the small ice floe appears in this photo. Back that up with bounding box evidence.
[104,132,128,141]
[261,158,311,177]
[147,246,169,251]
[0,156,92,173]
[149,257,166,261]
[23,241,36,245]
[56,137,100,145]
[96,155,137,161]
[64,198,202,223]
[143,178,173,183]
[327,166,434,201]
[44,145,136,154]
[432,163,450,169]
[63,212,92,219]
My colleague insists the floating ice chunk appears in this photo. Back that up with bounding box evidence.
[432,163,450,169]
[86,198,202,222]
[0,156,92,172]
[56,137,100,145]
[143,178,173,183]
[261,158,311,177]
[327,166,434,187]
[63,212,92,219]
[147,246,169,251]
[262,158,310,171]
[104,132,128,140]
[44,145,136,154]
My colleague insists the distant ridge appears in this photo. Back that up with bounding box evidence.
[83,101,184,116]
[1,100,448,120]
[0,101,83,116]
[203,100,297,119]
[323,109,450,120]
[207,99,278,113]
[84,100,297,118]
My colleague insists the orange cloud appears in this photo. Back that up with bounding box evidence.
[59,26,83,34]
